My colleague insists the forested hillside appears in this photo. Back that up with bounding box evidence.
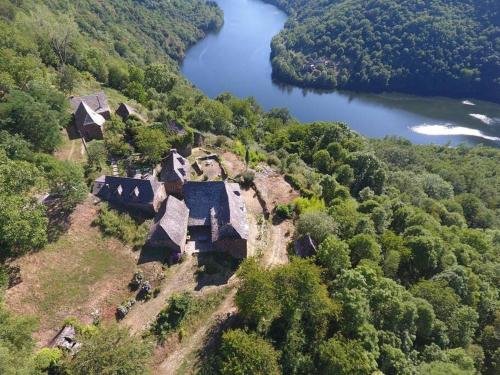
[265,0,500,103]
[0,0,499,374]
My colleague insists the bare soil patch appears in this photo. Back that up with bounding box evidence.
[254,165,300,211]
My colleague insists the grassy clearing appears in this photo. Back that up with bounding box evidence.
[5,201,137,342]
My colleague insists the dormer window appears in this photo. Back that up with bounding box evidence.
[117,185,123,195]
[133,186,140,197]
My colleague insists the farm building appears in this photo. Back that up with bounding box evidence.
[70,92,111,119]
[92,174,166,214]
[160,149,191,197]
[73,101,105,140]
[294,235,317,258]
[70,92,111,140]
[147,195,189,258]
[116,103,145,122]
[183,181,248,259]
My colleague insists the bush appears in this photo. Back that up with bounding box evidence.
[275,204,293,219]
[93,204,149,249]
[151,292,193,340]
[241,170,255,186]
[297,211,338,244]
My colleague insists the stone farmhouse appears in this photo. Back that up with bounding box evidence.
[93,149,249,260]
[70,92,111,141]
[92,174,166,214]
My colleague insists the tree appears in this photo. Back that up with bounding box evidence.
[312,149,332,174]
[448,306,479,348]
[411,280,460,322]
[67,324,151,375]
[405,235,442,277]
[0,304,37,375]
[0,89,66,152]
[58,64,79,93]
[296,211,338,244]
[348,233,381,266]
[0,195,48,257]
[216,329,280,375]
[320,175,338,204]
[144,63,176,93]
[236,259,280,333]
[318,337,378,375]
[316,235,351,279]
[134,127,170,163]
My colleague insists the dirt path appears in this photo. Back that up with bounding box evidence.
[122,257,198,334]
[155,288,237,375]
[265,220,293,267]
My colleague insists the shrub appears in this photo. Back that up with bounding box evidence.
[93,204,149,249]
[275,204,293,219]
[297,211,338,244]
[151,292,193,340]
[241,170,255,186]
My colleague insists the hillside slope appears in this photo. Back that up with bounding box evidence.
[266,0,500,102]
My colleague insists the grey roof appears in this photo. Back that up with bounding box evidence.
[148,195,189,246]
[70,92,110,114]
[74,101,105,128]
[183,181,248,240]
[116,103,145,121]
[93,175,164,206]
[160,149,190,183]
[294,235,317,258]
[166,121,187,135]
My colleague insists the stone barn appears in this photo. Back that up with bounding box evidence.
[92,175,166,214]
[116,103,145,122]
[147,195,189,259]
[70,92,111,141]
[183,181,248,259]
[70,92,111,119]
[160,149,190,197]
[73,101,105,140]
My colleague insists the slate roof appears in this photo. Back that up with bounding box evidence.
[116,103,145,122]
[74,101,105,128]
[160,149,190,183]
[93,175,164,206]
[148,196,189,246]
[294,235,317,258]
[166,121,187,135]
[70,92,110,115]
[183,181,248,240]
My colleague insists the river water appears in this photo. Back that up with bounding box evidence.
[182,0,500,146]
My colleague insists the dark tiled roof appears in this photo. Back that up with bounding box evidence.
[148,195,189,247]
[116,103,145,122]
[166,121,187,135]
[74,101,105,128]
[183,181,248,240]
[160,150,190,183]
[294,235,317,258]
[93,175,163,206]
[70,92,110,115]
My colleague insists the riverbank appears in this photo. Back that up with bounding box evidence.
[182,0,500,146]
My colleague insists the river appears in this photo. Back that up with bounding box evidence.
[182,0,500,146]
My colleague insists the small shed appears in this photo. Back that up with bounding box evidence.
[116,103,145,122]
[294,235,317,258]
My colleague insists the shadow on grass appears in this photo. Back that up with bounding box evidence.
[194,253,240,291]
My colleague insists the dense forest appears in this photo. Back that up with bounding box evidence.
[264,0,500,103]
[0,0,499,374]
